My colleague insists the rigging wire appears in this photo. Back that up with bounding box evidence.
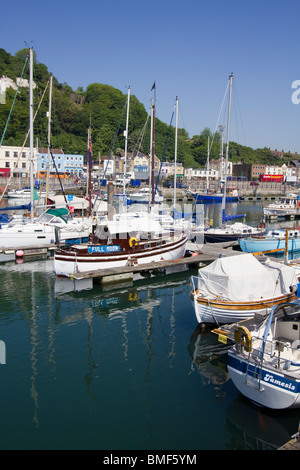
[36,107,71,213]
[154,107,175,195]
[92,100,127,209]
[132,110,150,157]
[209,79,230,154]
[232,81,247,147]
[0,55,29,147]
[0,79,49,203]
[178,100,187,135]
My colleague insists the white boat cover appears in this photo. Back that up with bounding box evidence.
[196,253,297,301]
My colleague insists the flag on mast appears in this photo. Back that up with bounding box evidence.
[151,81,156,91]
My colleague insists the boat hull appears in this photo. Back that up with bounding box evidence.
[192,194,239,204]
[190,290,295,325]
[239,237,300,253]
[204,229,265,243]
[0,223,90,249]
[54,235,188,276]
[204,232,246,243]
[228,352,300,409]
[7,189,55,199]
[128,196,163,204]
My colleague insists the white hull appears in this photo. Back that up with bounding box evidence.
[264,208,299,216]
[7,189,55,199]
[190,253,298,325]
[54,235,187,276]
[263,197,300,217]
[0,221,91,249]
[228,352,300,409]
[129,195,164,203]
[191,294,295,325]
[192,298,270,325]
[128,188,163,204]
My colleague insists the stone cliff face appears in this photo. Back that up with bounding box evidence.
[0,75,37,93]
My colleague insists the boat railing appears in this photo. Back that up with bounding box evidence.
[234,333,300,388]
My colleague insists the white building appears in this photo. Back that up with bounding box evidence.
[184,158,232,181]
[0,145,38,177]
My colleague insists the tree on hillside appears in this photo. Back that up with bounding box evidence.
[0,47,295,164]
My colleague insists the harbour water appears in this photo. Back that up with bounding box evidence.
[1,199,300,451]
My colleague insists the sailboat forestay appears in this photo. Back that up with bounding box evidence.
[202,74,265,242]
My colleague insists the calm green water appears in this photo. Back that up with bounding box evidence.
[0,200,300,450]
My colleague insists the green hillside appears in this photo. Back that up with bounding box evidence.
[0,47,284,168]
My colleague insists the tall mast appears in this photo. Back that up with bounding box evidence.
[218,124,225,183]
[221,73,233,218]
[46,74,53,203]
[29,47,34,221]
[206,136,210,194]
[123,86,130,197]
[173,96,178,208]
[151,99,155,206]
[86,116,91,199]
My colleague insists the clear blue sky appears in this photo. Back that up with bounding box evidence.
[1,0,300,153]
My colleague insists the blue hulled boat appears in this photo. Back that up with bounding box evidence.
[190,191,239,204]
[239,229,300,254]
[213,301,300,409]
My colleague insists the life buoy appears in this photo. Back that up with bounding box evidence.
[234,325,252,352]
[258,222,265,229]
[129,237,138,248]
[129,292,137,301]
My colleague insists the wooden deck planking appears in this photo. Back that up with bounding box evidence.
[278,435,300,450]
[65,242,240,281]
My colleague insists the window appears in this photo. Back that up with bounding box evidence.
[14,152,18,158]
[22,152,26,158]
[22,162,26,169]
[5,151,9,157]
[5,162,9,168]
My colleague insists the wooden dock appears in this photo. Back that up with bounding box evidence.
[65,241,240,284]
[278,432,300,450]
[0,244,55,262]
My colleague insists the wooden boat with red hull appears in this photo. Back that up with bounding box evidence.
[54,216,188,277]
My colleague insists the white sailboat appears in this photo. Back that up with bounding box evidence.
[7,187,55,199]
[202,74,265,242]
[213,301,300,409]
[0,48,93,251]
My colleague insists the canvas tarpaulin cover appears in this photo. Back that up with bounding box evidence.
[196,253,297,302]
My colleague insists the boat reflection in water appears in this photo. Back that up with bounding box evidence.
[226,396,300,450]
[187,326,231,398]
[2,253,300,450]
